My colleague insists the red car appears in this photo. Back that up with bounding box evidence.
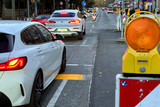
[31,14,51,25]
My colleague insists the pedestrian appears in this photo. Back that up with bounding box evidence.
[24,9,28,21]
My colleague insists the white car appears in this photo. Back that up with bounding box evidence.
[46,9,86,40]
[107,8,113,14]
[0,20,66,106]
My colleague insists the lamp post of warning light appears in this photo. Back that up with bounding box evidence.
[121,0,124,39]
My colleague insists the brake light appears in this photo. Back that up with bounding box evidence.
[46,20,56,23]
[0,57,27,71]
[60,12,68,15]
[69,19,80,24]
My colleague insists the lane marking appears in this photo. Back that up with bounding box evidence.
[82,38,87,45]
[90,30,92,32]
[95,12,100,22]
[55,74,83,80]
[92,25,95,28]
[84,65,94,67]
[47,80,68,107]
[67,48,78,63]
[66,64,79,66]
[66,64,93,67]
[65,45,90,47]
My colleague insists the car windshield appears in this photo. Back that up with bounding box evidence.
[52,12,75,17]
[0,33,14,53]
[36,15,50,19]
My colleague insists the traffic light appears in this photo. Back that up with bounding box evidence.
[122,11,160,76]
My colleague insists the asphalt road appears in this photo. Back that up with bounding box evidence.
[40,10,128,107]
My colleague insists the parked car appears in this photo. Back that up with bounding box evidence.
[107,8,114,13]
[102,7,105,10]
[31,14,51,25]
[0,20,66,107]
[46,9,86,40]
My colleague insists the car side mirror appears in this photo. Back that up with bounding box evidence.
[55,34,64,40]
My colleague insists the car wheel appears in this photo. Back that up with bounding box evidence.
[29,71,43,107]
[59,48,66,73]
[78,32,83,40]
[83,28,86,35]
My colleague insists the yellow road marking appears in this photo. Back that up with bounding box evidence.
[55,74,83,80]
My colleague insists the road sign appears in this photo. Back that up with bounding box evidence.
[81,1,87,6]
[116,74,160,107]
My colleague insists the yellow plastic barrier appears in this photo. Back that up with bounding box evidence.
[123,11,160,75]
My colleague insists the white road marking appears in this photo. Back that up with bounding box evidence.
[95,12,100,22]
[82,38,87,45]
[84,65,94,67]
[92,25,95,28]
[47,80,68,107]
[65,45,90,47]
[66,64,93,67]
[90,30,92,32]
[66,64,79,66]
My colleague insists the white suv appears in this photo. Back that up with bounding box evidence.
[46,9,86,40]
[0,20,66,106]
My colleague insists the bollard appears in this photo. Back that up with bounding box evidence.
[123,9,125,23]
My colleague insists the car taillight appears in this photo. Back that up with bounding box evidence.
[0,57,27,71]
[60,12,68,15]
[46,20,56,23]
[69,19,80,24]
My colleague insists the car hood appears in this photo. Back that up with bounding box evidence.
[0,53,10,79]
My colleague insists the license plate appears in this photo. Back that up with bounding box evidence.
[57,28,67,31]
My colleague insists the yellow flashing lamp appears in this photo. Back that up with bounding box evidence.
[123,11,160,76]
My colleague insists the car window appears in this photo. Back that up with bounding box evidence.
[0,33,14,53]
[28,26,44,44]
[36,15,50,19]
[36,25,53,42]
[52,12,75,17]
[22,26,44,44]
[21,30,33,45]
[77,12,83,18]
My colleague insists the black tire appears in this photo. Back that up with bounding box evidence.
[83,28,86,35]
[78,32,83,40]
[29,71,43,107]
[59,48,66,73]
[0,92,12,107]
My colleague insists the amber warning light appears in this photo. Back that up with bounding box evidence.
[123,11,160,75]
[125,17,160,52]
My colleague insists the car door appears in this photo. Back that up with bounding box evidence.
[21,25,49,78]
[36,25,62,83]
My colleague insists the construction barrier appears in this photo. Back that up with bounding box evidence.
[116,74,160,107]
[116,11,160,107]
[123,9,125,23]
[92,13,96,21]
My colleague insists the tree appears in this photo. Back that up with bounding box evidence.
[0,0,3,18]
